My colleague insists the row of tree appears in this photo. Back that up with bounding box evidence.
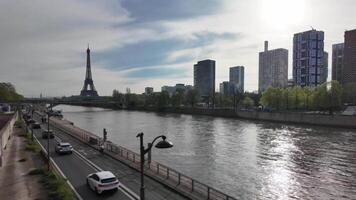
[0,82,23,102]
[112,88,200,109]
[112,81,356,111]
[259,81,344,112]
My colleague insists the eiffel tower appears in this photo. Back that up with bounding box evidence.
[80,45,99,97]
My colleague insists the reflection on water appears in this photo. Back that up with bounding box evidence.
[56,105,356,199]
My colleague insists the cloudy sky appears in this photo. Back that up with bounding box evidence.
[0,0,355,97]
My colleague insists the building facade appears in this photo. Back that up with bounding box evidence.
[194,60,215,99]
[144,87,153,95]
[229,66,244,93]
[332,43,344,83]
[321,51,329,83]
[343,29,356,85]
[259,41,288,92]
[293,29,326,87]
[161,84,192,96]
[219,81,230,95]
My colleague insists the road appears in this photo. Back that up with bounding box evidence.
[31,126,135,200]
[31,113,188,200]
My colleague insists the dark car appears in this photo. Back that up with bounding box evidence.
[42,129,54,139]
[31,122,41,129]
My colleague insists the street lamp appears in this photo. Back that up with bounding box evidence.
[136,132,173,200]
[46,110,51,171]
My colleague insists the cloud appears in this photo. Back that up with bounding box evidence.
[1,0,355,96]
[120,0,221,22]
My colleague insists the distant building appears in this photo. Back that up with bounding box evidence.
[219,81,230,95]
[293,29,325,87]
[259,41,288,92]
[321,51,329,83]
[161,84,192,96]
[144,87,154,95]
[332,43,344,83]
[194,60,216,100]
[229,66,244,93]
[343,29,356,85]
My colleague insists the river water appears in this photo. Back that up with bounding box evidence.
[56,105,356,199]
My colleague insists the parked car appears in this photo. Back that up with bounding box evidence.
[86,171,119,194]
[32,122,41,129]
[42,129,54,139]
[55,142,73,154]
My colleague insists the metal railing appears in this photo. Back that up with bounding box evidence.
[48,116,236,200]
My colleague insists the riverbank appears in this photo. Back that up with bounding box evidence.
[123,106,356,129]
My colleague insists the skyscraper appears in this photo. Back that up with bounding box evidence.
[343,29,356,85]
[219,81,230,95]
[332,43,344,83]
[293,29,325,87]
[194,59,215,100]
[321,51,329,83]
[259,41,288,92]
[229,66,244,93]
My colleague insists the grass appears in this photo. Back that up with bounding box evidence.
[23,131,41,153]
[29,167,75,200]
[28,168,45,175]
[18,158,27,162]
[15,119,22,128]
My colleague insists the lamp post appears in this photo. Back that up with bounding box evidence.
[46,110,51,171]
[136,132,173,200]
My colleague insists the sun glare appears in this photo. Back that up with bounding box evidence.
[260,0,306,29]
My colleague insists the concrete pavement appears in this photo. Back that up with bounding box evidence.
[0,127,47,200]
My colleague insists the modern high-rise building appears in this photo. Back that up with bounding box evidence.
[293,29,325,87]
[343,29,356,85]
[194,59,215,100]
[259,41,288,92]
[219,81,230,95]
[321,51,329,83]
[332,43,344,83]
[229,66,244,93]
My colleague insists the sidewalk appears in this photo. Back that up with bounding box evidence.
[0,127,47,200]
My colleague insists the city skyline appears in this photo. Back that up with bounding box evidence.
[0,0,355,97]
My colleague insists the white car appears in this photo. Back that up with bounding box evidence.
[55,142,73,154]
[86,171,119,194]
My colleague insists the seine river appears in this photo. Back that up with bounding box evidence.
[56,105,356,199]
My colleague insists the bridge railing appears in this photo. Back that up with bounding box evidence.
[47,116,236,200]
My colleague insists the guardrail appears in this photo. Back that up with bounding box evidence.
[40,112,236,200]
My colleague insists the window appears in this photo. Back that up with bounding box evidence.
[101,178,117,183]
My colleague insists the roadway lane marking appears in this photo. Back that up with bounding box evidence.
[33,135,84,200]
[54,135,139,200]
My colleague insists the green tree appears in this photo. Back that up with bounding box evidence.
[328,80,343,114]
[157,91,170,109]
[185,89,199,107]
[242,96,254,108]
[343,82,356,104]
[0,82,23,102]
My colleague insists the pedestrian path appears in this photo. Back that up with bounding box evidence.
[0,127,47,200]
